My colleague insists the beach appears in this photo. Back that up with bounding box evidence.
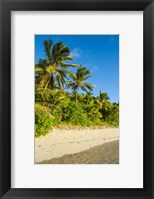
[40,140,119,164]
[35,127,119,164]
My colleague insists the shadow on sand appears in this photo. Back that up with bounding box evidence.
[39,140,119,164]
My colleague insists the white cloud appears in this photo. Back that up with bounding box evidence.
[70,48,81,58]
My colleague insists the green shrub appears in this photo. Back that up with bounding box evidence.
[35,103,54,137]
[62,102,91,126]
[102,103,119,127]
[35,89,119,137]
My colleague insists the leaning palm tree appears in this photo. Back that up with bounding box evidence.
[35,40,77,90]
[67,66,95,105]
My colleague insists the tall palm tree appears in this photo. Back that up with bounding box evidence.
[35,40,77,90]
[67,66,95,105]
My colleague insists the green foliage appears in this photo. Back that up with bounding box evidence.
[35,103,54,137]
[103,103,119,126]
[35,39,119,136]
[62,101,91,126]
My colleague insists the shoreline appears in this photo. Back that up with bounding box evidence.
[39,140,119,164]
[35,127,119,163]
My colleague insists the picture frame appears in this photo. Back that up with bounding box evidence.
[0,0,153,198]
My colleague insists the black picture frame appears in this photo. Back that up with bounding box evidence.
[0,0,154,198]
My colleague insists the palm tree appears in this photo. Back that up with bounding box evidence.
[67,66,95,105]
[99,91,111,120]
[99,91,110,102]
[35,40,77,90]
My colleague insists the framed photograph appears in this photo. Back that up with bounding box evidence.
[0,0,153,198]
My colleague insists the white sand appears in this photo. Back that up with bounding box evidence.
[35,128,119,163]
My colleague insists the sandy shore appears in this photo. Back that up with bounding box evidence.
[35,128,119,163]
[40,140,119,164]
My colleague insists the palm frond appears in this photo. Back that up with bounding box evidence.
[61,68,76,79]
[59,45,70,54]
[44,40,53,63]
[83,82,95,91]
[35,103,54,118]
[63,55,74,60]
[61,62,78,68]
[35,67,44,72]
[80,85,88,93]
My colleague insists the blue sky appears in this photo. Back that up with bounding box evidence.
[35,35,119,102]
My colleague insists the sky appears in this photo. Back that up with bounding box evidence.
[35,35,119,103]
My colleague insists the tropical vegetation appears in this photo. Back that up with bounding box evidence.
[35,39,119,137]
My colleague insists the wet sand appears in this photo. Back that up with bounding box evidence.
[39,140,119,164]
[35,128,119,163]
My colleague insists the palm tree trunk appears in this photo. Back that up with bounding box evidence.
[75,91,78,106]
[44,73,53,91]
[44,77,51,91]
[73,88,78,106]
